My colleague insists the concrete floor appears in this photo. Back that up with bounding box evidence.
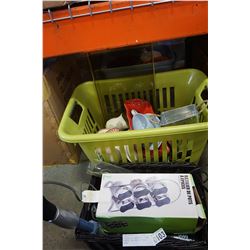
[43,161,91,250]
[43,144,207,250]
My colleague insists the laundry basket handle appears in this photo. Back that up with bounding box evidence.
[194,78,208,122]
[195,78,208,106]
[58,98,85,142]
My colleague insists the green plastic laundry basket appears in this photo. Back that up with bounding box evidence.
[58,69,208,164]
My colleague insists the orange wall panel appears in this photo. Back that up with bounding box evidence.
[43,1,208,58]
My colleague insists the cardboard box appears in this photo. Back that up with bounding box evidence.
[43,55,92,165]
[83,173,206,234]
[43,1,67,9]
[43,57,83,105]
[43,76,80,166]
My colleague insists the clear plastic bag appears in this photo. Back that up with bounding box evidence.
[160,104,199,126]
[87,160,132,177]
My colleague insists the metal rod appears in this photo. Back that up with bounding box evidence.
[47,9,54,23]
[88,0,92,16]
[68,13,91,19]
[44,12,92,23]
[43,0,174,24]
[86,53,95,82]
[111,6,135,12]
[68,4,73,19]
[109,0,113,13]
[133,3,153,8]
[153,0,173,5]
[130,0,133,10]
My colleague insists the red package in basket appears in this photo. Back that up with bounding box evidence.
[124,99,155,129]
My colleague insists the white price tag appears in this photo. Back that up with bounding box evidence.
[122,228,167,247]
[81,190,100,203]
[152,228,167,245]
[122,233,156,247]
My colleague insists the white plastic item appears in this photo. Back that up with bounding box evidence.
[98,128,120,134]
[160,104,199,127]
[106,114,128,130]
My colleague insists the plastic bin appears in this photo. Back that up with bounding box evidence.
[75,163,208,250]
[58,69,208,164]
